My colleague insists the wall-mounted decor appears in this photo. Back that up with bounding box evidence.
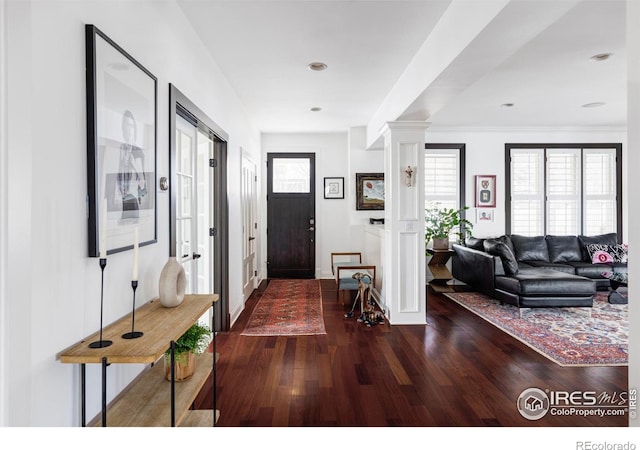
[324,177,344,199]
[86,24,157,257]
[356,173,384,210]
[475,175,496,208]
[476,208,494,222]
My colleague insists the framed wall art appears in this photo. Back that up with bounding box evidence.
[324,177,344,199]
[475,175,496,208]
[86,24,157,257]
[356,173,384,210]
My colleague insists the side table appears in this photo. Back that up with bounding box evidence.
[426,248,455,293]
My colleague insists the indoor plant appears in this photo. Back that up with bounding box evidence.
[425,206,473,250]
[164,322,213,381]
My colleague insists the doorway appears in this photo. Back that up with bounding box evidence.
[170,84,229,331]
[242,154,258,299]
[267,153,315,278]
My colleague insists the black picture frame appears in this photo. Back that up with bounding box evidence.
[324,177,344,199]
[86,25,157,257]
[356,173,384,210]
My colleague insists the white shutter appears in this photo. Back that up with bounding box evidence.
[510,149,544,236]
[546,149,581,235]
[583,149,617,235]
[424,149,459,211]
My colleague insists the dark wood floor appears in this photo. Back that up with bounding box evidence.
[194,279,628,426]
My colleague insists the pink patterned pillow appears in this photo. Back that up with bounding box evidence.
[592,250,614,264]
[586,243,628,264]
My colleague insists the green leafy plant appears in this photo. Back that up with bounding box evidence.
[165,322,212,359]
[425,206,473,244]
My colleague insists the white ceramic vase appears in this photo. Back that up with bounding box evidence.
[158,257,186,308]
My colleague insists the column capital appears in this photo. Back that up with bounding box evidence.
[379,120,430,136]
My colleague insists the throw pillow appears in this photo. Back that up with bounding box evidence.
[483,239,519,276]
[578,233,618,261]
[586,243,628,264]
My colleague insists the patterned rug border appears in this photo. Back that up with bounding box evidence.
[443,291,628,367]
[241,279,326,337]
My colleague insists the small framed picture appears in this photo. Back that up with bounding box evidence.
[477,209,494,222]
[475,175,496,208]
[324,177,344,199]
[356,173,384,210]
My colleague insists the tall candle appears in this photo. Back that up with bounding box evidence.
[132,227,139,281]
[99,201,106,258]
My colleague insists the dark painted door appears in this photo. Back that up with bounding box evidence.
[267,153,315,278]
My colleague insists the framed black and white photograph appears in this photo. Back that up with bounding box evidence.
[475,175,496,208]
[324,177,344,199]
[356,173,384,210]
[86,25,157,257]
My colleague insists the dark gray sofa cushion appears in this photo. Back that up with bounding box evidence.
[483,239,519,276]
[523,260,576,274]
[510,235,549,262]
[546,235,582,263]
[578,233,618,261]
[465,236,485,251]
[495,268,596,297]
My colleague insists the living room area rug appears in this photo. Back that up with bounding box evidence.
[443,291,627,366]
[241,279,326,336]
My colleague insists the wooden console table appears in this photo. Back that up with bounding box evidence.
[426,248,454,293]
[59,294,219,427]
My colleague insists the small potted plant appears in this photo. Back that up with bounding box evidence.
[164,322,212,381]
[425,206,473,250]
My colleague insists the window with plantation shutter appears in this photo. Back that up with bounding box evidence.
[425,150,459,211]
[425,144,466,241]
[506,144,621,239]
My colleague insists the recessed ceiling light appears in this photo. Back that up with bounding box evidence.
[308,62,327,71]
[589,53,613,62]
[310,107,322,112]
[501,103,515,108]
[582,102,605,108]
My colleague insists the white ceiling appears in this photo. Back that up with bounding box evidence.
[177,0,627,134]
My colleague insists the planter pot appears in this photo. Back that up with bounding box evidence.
[164,351,196,382]
[432,237,450,250]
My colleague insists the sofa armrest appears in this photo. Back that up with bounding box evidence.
[452,244,498,297]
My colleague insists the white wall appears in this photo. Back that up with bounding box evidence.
[2,0,259,426]
[426,127,628,239]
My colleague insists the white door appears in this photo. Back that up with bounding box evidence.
[175,115,214,296]
[242,154,258,300]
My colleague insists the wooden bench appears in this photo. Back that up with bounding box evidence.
[331,252,376,305]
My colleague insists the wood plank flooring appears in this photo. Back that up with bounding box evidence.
[194,279,628,426]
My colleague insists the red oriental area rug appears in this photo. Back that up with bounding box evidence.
[443,291,627,367]
[241,279,326,336]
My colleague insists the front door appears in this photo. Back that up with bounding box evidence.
[267,153,315,278]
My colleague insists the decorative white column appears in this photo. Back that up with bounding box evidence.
[380,121,428,325]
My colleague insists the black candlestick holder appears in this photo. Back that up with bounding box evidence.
[89,258,113,348]
[122,280,143,339]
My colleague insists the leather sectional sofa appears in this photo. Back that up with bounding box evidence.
[451,233,626,311]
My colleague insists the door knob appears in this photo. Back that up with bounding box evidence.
[248,236,256,241]
[192,252,201,259]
